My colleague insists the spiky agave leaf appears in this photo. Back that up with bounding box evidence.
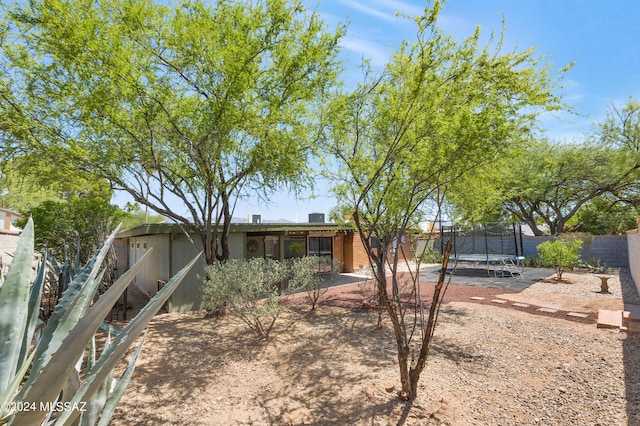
[12,250,201,425]
[0,218,34,395]
[24,225,122,390]
[95,331,147,426]
[51,252,202,426]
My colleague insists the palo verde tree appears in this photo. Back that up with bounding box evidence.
[325,3,565,401]
[0,0,344,265]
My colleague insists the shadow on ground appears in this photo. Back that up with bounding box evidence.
[620,268,640,424]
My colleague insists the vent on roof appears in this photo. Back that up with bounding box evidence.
[308,213,325,223]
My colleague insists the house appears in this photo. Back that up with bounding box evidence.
[0,207,21,233]
[0,208,21,272]
[115,217,416,313]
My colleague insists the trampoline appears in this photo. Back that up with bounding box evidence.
[438,223,525,279]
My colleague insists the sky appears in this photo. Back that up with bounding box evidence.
[116,0,640,223]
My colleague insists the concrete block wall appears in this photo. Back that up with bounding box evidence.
[523,235,629,267]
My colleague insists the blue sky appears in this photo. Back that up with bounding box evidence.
[230,0,640,222]
[117,0,640,223]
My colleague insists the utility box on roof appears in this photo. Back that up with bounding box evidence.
[308,213,325,223]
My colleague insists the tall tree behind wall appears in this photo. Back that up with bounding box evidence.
[446,99,640,235]
[0,0,344,264]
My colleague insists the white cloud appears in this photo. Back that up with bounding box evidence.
[340,36,391,67]
[335,0,424,23]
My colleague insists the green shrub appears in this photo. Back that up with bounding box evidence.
[536,238,583,281]
[0,218,200,425]
[416,246,442,264]
[202,258,288,339]
[287,256,341,310]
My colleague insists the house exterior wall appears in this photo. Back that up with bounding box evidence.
[128,234,171,297]
[0,231,20,273]
[350,232,415,271]
[167,232,244,313]
[116,224,352,313]
[0,208,20,232]
[168,232,205,313]
[352,234,371,271]
[342,232,354,273]
[332,232,345,270]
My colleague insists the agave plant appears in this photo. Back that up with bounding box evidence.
[0,218,201,425]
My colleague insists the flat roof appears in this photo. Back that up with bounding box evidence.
[116,222,351,239]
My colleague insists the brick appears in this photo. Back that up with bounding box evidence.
[567,312,589,318]
[470,296,485,301]
[512,303,530,308]
[491,299,507,304]
[536,307,558,313]
[597,310,623,329]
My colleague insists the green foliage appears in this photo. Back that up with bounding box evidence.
[0,0,344,265]
[202,258,289,340]
[15,195,126,265]
[287,256,341,310]
[536,238,583,281]
[575,196,639,235]
[119,211,167,231]
[417,246,442,264]
[0,218,200,425]
[578,257,609,273]
[498,140,631,235]
[324,2,565,401]
[0,159,114,213]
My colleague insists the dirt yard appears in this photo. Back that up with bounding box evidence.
[110,268,640,425]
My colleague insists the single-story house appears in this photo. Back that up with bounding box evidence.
[115,219,415,312]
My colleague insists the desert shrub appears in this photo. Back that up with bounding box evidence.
[416,246,441,264]
[536,238,583,281]
[287,256,341,310]
[523,256,541,267]
[202,258,288,339]
[578,257,609,273]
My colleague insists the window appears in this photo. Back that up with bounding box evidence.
[308,237,332,258]
[265,236,279,259]
[284,237,306,259]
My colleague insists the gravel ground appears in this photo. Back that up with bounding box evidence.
[111,268,640,425]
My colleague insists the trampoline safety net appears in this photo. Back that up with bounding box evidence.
[436,222,525,278]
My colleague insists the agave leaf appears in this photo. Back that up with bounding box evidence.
[17,253,46,371]
[46,251,62,277]
[11,248,155,425]
[99,322,122,336]
[83,330,115,426]
[51,252,202,426]
[0,349,36,420]
[79,361,112,426]
[95,331,147,426]
[0,218,34,394]
[25,225,121,388]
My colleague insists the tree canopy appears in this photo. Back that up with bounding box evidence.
[325,3,565,401]
[446,98,640,235]
[15,192,125,263]
[0,0,344,264]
